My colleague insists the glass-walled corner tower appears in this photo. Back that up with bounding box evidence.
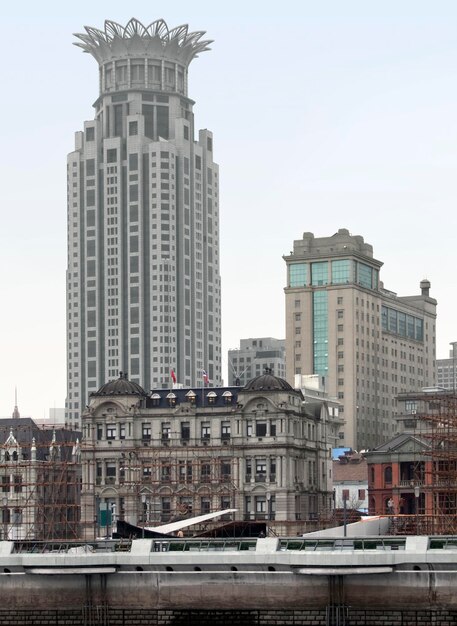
[66,19,221,425]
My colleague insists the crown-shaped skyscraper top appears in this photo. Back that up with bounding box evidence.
[73,18,213,66]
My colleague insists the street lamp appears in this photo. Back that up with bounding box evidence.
[266,492,271,522]
[141,494,147,538]
[342,492,348,538]
[414,485,420,535]
[2,496,8,541]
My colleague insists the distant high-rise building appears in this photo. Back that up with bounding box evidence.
[436,344,457,390]
[284,228,437,450]
[228,338,286,386]
[66,19,221,425]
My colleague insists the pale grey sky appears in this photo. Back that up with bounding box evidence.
[1,0,457,418]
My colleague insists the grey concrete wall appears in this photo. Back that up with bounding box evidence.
[2,568,457,612]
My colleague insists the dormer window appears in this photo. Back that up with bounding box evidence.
[4,429,20,464]
[151,393,161,407]
[207,391,217,405]
[222,391,233,405]
[167,392,177,407]
[186,390,197,405]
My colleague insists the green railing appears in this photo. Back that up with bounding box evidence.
[279,538,406,551]
[152,539,257,552]
[429,537,457,550]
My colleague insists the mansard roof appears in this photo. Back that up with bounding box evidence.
[144,386,239,408]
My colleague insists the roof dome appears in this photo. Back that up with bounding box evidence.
[244,371,293,392]
[92,372,147,397]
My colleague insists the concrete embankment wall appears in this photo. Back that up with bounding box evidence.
[1,569,457,614]
[4,568,457,608]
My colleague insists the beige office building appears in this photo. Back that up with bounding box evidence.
[284,229,437,450]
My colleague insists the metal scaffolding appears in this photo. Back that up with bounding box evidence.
[400,391,457,534]
[80,433,240,540]
[0,422,81,540]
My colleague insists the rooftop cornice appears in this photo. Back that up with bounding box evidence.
[73,18,213,66]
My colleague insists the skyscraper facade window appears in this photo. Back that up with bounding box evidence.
[284,229,437,451]
[66,19,221,425]
[228,338,286,386]
[436,345,457,391]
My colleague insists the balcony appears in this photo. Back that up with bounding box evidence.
[105,476,116,485]
[255,474,266,483]
[398,480,425,488]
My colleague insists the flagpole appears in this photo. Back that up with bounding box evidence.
[201,369,204,408]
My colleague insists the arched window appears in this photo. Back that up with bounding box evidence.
[384,466,392,484]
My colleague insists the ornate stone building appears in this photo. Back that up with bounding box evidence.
[0,416,81,540]
[80,372,341,538]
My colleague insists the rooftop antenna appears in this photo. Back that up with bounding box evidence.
[228,356,260,386]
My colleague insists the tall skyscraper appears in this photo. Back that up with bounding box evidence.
[284,229,437,450]
[66,19,221,425]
